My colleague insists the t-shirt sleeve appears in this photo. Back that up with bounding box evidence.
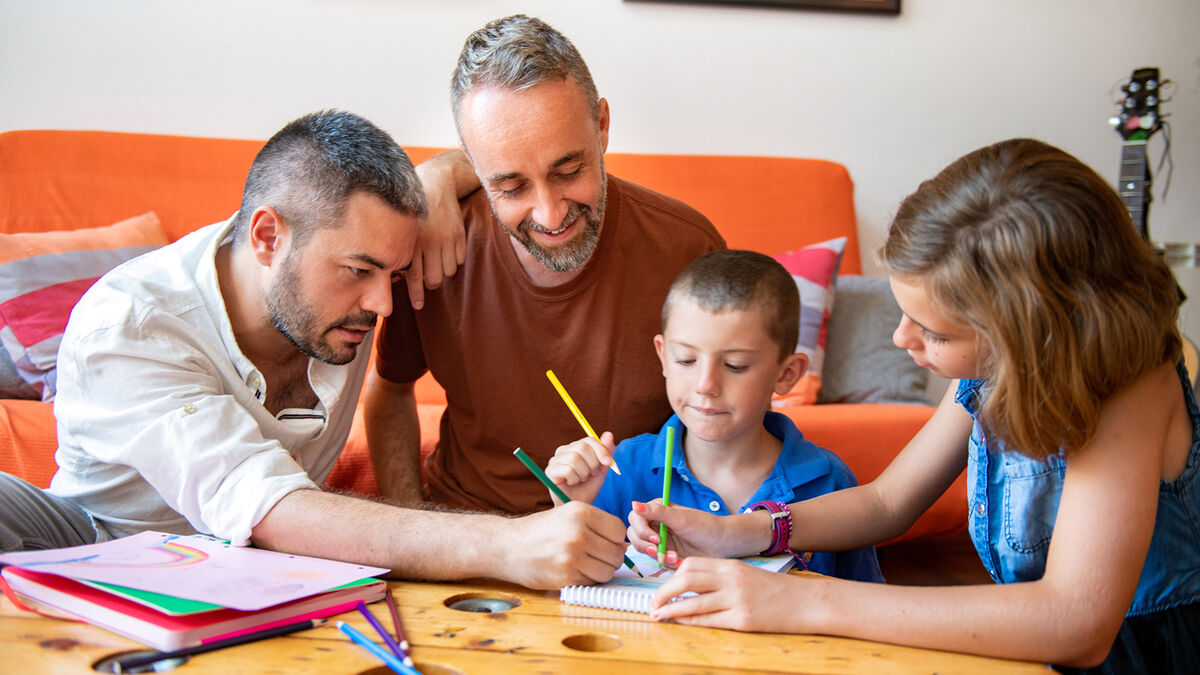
[374,297,427,383]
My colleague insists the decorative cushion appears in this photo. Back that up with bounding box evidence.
[771,236,846,405]
[0,212,168,401]
[818,275,930,404]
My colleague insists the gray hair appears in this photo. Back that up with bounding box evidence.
[450,14,600,134]
[232,110,426,246]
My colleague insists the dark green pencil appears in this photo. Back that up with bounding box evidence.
[512,447,641,576]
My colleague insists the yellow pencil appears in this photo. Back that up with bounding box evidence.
[545,369,621,475]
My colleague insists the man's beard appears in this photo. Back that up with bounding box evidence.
[508,180,607,273]
[266,253,375,366]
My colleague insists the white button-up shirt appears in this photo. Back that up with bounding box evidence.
[50,219,370,546]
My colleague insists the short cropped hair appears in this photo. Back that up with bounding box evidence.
[663,250,800,362]
[231,110,426,246]
[450,14,601,134]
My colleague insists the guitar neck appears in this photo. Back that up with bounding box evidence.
[1118,140,1151,240]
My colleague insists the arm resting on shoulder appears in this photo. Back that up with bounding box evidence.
[362,370,423,503]
[405,150,480,308]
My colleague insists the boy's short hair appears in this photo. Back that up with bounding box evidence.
[663,250,799,362]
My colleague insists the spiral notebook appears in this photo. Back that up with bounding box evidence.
[559,547,796,614]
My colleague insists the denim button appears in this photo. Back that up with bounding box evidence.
[976,503,985,516]
[708,501,720,512]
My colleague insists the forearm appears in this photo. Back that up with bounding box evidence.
[362,372,424,503]
[795,574,1117,667]
[250,488,505,581]
[416,149,480,200]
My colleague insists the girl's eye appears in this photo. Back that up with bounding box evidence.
[921,329,948,345]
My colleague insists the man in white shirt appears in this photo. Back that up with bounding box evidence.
[0,110,629,590]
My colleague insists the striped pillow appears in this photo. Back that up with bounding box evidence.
[0,212,168,400]
[771,236,847,405]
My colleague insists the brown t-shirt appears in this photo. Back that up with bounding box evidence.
[376,175,725,513]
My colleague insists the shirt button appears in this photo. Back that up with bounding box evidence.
[708,501,720,512]
[976,503,985,516]
[681,475,690,482]
[183,403,197,414]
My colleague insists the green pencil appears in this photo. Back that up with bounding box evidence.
[512,447,641,576]
[658,425,675,566]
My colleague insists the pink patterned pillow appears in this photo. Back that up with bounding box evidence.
[0,212,168,401]
[771,236,847,405]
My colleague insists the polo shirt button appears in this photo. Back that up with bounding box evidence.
[708,501,720,512]
[976,503,985,516]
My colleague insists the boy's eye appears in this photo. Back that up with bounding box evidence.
[675,359,695,366]
[725,363,749,373]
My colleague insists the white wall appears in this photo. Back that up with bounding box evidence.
[3,0,1198,335]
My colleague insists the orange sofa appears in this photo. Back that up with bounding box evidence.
[0,129,964,545]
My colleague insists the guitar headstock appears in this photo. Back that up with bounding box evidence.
[1110,67,1163,141]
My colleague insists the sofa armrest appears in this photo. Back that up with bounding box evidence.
[0,399,58,489]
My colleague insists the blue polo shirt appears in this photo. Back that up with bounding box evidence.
[594,411,884,583]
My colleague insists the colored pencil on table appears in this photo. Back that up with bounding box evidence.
[356,601,411,666]
[658,425,675,566]
[384,587,410,654]
[545,369,621,475]
[338,620,422,675]
[111,618,327,673]
[512,447,641,576]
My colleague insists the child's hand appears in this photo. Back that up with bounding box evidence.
[544,431,617,505]
[649,557,807,633]
[628,500,740,560]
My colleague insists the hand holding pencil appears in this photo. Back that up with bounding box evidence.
[546,369,622,476]
[545,431,618,505]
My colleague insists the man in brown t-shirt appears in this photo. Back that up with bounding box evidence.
[364,15,725,516]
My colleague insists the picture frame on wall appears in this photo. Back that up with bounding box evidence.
[626,0,900,14]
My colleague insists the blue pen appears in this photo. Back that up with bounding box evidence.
[356,601,412,665]
[337,621,422,675]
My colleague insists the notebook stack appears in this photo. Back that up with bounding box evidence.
[0,531,388,650]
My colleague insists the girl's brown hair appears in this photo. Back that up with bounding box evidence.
[881,138,1181,458]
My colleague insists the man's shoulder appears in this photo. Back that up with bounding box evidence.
[608,175,725,246]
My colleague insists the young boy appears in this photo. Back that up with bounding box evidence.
[545,250,884,582]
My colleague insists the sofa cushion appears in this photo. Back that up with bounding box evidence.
[0,212,169,400]
[819,275,930,404]
[771,236,846,405]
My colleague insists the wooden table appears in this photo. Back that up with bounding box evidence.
[2,578,1050,674]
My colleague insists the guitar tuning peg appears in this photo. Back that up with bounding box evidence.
[1147,95,1158,106]
[1124,97,1135,108]
[1128,81,1141,93]
[1146,79,1158,90]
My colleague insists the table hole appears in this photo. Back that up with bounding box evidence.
[92,651,188,673]
[561,632,622,652]
[444,592,521,613]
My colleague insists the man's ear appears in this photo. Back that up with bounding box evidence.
[597,97,610,154]
[653,334,667,377]
[773,352,810,397]
[247,206,290,267]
